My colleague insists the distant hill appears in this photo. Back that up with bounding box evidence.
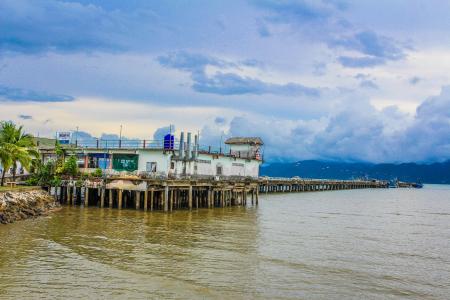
[260,160,450,184]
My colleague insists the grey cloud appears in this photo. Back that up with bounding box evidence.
[354,73,369,80]
[153,125,176,140]
[192,72,320,97]
[359,80,378,89]
[158,51,320,97]
[409,76,421,85]
[214,117,226,125]
[18,114,32,120]
[338,56,385,68]
[313,62,327,76]
[254,0,338,24]
[70,130,136,143]
[0,0,163,53]
[201,86,450,163]
[334,30,406,68]
[257,23,271,37]
[0,85,74,102]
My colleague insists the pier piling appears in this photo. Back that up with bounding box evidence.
[56,177,387,212]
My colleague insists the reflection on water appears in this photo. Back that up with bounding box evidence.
[1,185,449,299]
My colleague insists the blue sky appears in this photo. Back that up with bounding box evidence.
[1,0,450,163]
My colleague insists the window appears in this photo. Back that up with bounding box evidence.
[170,161,175,169]
[216,165,223,175]
[146,162,157,172]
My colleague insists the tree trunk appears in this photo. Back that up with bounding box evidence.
[1,169,5,186]
[12,163,17,182]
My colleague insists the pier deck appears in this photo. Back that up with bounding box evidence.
[51,177,388,211]
[259,177,388,193]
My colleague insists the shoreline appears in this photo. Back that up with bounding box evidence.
[0,189,61,224]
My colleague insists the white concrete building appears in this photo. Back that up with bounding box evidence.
[168,135,263,178]
[42,133,264,179]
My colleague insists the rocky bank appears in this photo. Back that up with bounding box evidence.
[0,189,60,224]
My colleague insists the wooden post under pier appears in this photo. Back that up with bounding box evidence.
[118,189,123,209]
[109,189,113,208]
[136,191,140,210]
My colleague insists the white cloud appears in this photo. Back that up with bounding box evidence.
[0,97,240,138]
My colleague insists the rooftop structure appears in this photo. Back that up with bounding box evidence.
[225,137,263,145]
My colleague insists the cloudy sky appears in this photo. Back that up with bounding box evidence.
[1,0,450,163]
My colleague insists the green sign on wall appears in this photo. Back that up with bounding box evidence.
[112,154,138,171]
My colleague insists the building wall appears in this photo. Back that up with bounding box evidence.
[136,149,172,176]
[228,144,261,159]
[229,144,252,152]
[70,148,260,177]
[171,153,260,178]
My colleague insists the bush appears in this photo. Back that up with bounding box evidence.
[91,168,103,177]
[28,160,56,187]
[61,155,78,177]
[50,175,62,187]
[25,177,38,186]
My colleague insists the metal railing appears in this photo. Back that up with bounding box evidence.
[45,139,263,161]
[259,176,388,183]
[75,139,173,150]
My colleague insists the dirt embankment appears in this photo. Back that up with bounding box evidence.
[0,189,60,224]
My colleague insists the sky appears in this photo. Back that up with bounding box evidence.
[1,0,450,163]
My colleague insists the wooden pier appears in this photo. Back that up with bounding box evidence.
[54,178,260,211]
[258,177,388,193]
[51,176,388,211]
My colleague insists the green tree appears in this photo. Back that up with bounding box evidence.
[0,121,37,185]
[0,143,13,186]
[62,155,79,177]
[91,168,103,177]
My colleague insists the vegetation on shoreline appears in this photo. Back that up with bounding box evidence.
[26,142,103,187]
[0,121,38,186]
[1,121,103,188]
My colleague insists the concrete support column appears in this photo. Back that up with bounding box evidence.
[84,187,89,207]
[188,185,193,210]
[100,187,105,208]
[144,190,148,211]
[207,189,212,208]
[164,186,169,212]
[150,189,154,211]
[109,189,113,208]
[195,189,199,208]
[67,186,71,205]
[72,186,77,205]
[118,189,123,209]
[136,191,141,210]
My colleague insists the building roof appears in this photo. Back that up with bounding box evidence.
[224,137,264,145]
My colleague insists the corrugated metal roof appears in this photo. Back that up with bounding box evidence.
[224,137,264,145]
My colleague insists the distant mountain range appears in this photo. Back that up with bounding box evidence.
[260,160,450,184]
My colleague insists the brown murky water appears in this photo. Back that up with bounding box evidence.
[1,185,449,299]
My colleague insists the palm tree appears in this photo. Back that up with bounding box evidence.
[0,121,37,185]
[0,143,13,187]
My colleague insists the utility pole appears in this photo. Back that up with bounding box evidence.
[75,126,79,147]
[119,125,122,148]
